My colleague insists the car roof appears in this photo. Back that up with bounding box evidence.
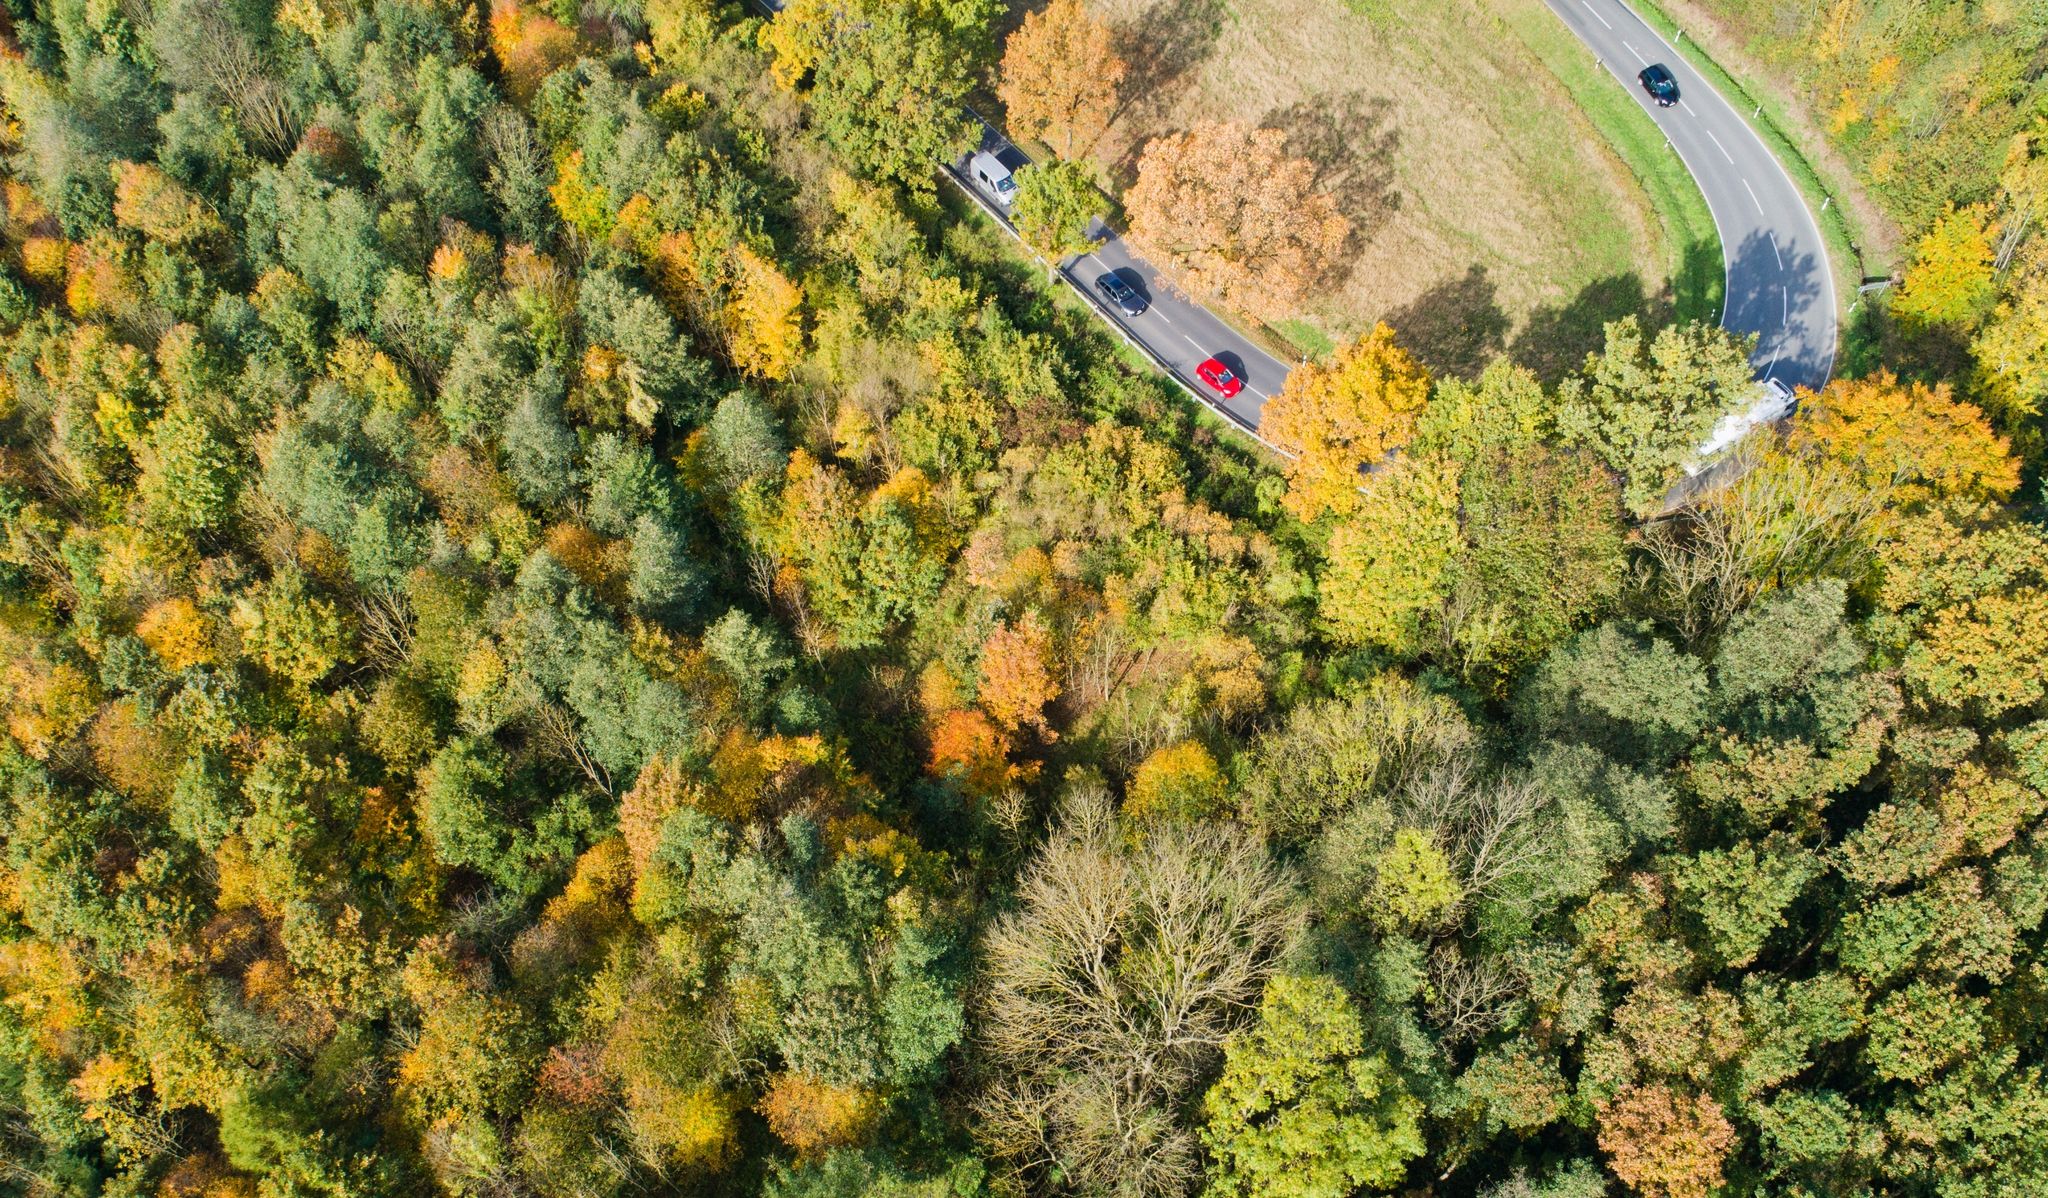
[1644,64,1672,81]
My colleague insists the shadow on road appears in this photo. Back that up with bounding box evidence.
[1382,264,1511,380]
[1724,227,1829,386]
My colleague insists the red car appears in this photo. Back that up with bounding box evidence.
[1196,356,1244,399]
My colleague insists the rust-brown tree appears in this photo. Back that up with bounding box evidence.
[996,0,1126,159]
[1124,121,1350,321]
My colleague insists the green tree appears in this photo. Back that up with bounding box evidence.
[1201,974,1424,1198]
[1011,160,1104,265]
[764,0,998,189]
[1555,316,1757,516]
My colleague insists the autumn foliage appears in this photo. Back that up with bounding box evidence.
[757,1072,879,1155]
[1263,324,1433,522]
[1596,1084,1737,1198]
[1784,370,2018,504]
[1124,121,1350,320]
[997,0,1126,158]
[978,614,1061,735]
[489,0,580,104]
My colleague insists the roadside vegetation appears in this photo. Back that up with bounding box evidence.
[0,3,2042,1198]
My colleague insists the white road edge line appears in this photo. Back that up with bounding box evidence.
[1704,128,1736,165]
[1581,0,1612,29]
[1742,178,1766,216]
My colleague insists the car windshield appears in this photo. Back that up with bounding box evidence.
[996,176,1016,193]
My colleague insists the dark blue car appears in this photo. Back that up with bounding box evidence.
[1094,270,1147,317]
[1639,63,1679,106]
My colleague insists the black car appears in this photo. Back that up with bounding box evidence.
[1638,63,1679,106]
[1094,270,1147,317]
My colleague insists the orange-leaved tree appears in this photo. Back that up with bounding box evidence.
[979,613,1060,736]
[1262,324,1432,522]
[1124,121,1349,321]
[488,0,580,105]
[997,0,1126,159]
[1784,370,2019,504]
[1595,1083,1737,1198]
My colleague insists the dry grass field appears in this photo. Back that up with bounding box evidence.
[1057,0,1696,377]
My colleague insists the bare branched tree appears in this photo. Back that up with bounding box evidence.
[527,702,613,797]
[975,788,1301,1198]
[1402,760,1554,909]
[354,585,416,672]
[151,0,299,157]
[1426,944,1527,1046]
[1634,442,1885,647]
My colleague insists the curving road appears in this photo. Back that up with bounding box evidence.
[758,0,1835,442]
[1542,0,1836,393]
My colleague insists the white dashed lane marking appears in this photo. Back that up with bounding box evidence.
[1768,230,1783,269]
[1704,128,1736,165]
[1742,178,1766,216]
[1624,41,1648,65]
[1581,0,1612,28]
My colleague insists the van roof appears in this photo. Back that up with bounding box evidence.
[970,151,1011,177]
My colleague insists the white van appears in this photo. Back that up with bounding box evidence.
[1689,377,1799,471]
[971,151,1019,207]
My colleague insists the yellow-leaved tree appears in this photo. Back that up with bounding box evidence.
[1263,324,1432,522]
[1319,454,1463,655]
[1894,203,1995,330]
[1784,370,2019,505]
[724,245,805,382]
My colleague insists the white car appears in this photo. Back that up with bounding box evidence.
[971,151,1019,207]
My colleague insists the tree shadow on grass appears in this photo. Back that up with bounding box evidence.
[1262,91,1401,237]
[1382,264,1511,380]
[1107,0,1230,182]
[1509,271,1671,383]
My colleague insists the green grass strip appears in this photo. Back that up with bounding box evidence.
[1621,0,1879,305]
[1495,0,1724,326]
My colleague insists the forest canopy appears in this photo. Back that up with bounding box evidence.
[0,3,2042,1198]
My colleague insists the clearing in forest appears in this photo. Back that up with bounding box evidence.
[1066,0,1699,378]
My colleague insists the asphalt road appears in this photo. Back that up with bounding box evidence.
[1540,0,1837,392]
[955,125,1291,440]
[759,0,1834,440]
